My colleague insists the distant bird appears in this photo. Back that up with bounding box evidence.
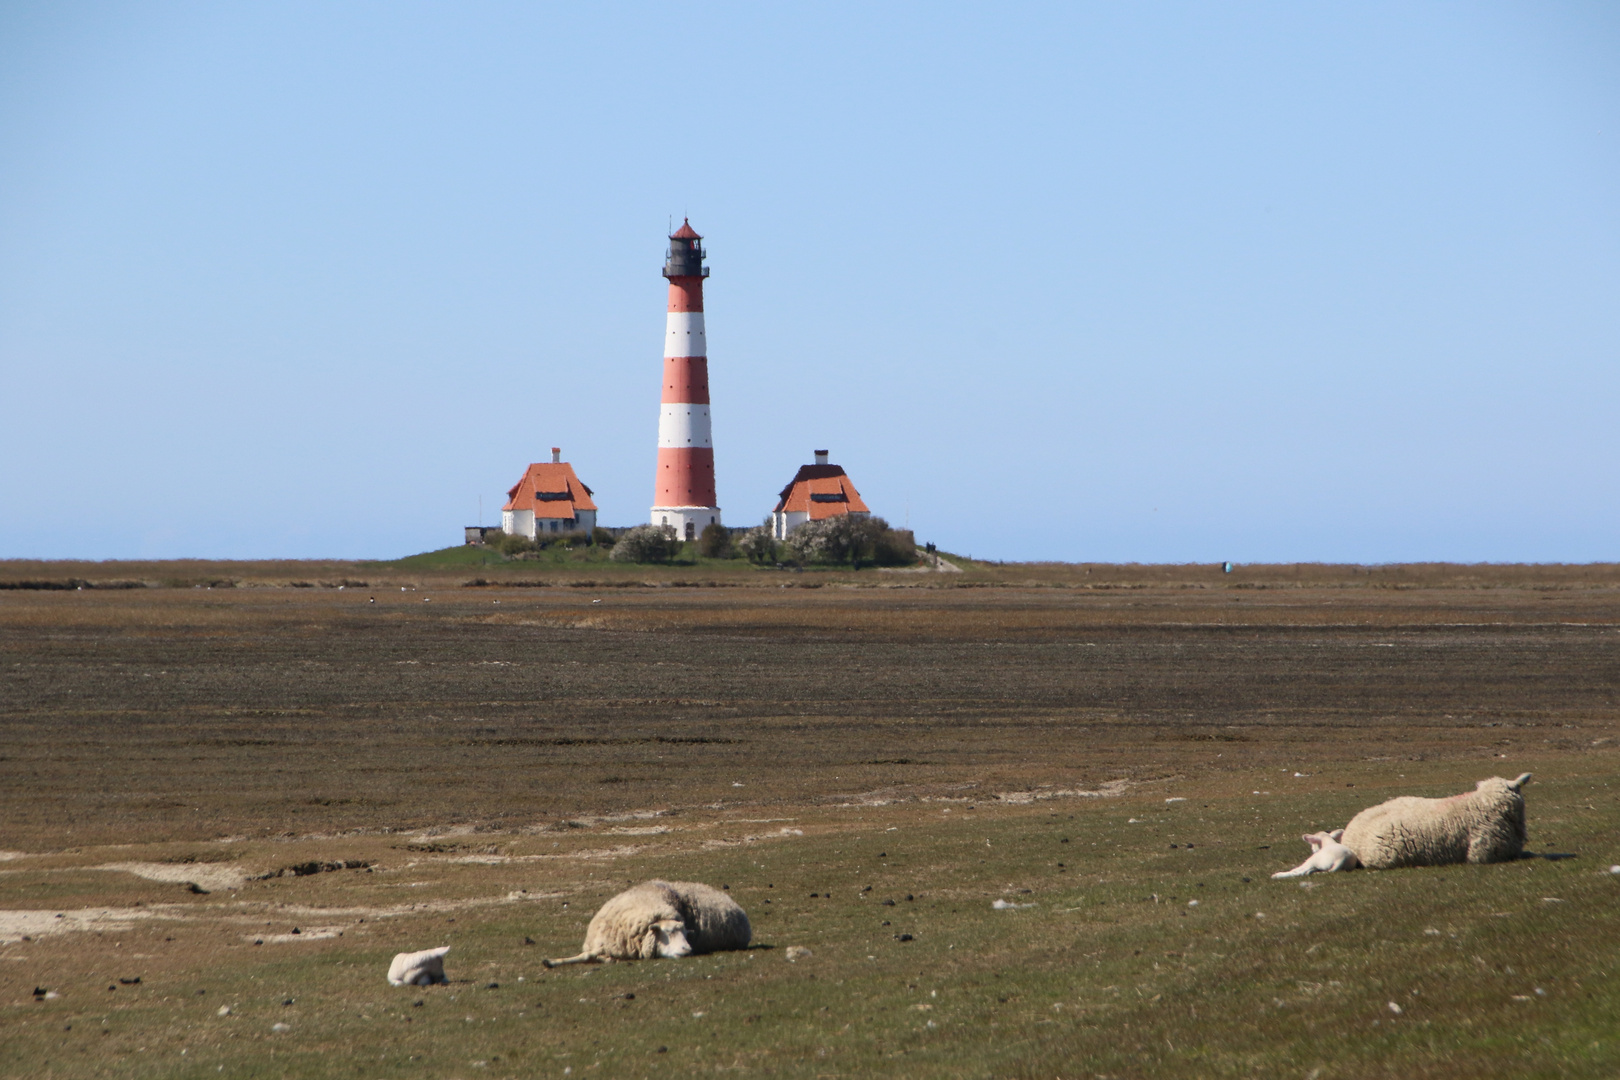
[592,599,602,604]
[369,597,375,604]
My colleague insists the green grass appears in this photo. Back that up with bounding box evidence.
[9,769,1617,1079]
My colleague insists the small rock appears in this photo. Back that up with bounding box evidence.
[217,1005,232,1017]
[1387,1002,1403,1015]
[784,946,813,962]
[271,1022,291,1033]
[282,998,294,1006]
[896,933,915,942]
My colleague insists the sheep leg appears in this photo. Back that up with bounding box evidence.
[541,952,603,968]
[1271,857,1321,879]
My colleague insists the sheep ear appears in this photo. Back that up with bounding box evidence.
[1329,829,1344,843]
[1509,772,1531,791]
[1303,833,1321,850]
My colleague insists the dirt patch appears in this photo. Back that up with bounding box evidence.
[93,862,248,892]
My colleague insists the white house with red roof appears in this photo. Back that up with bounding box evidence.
[501,449,598,538]
[770,450,871,540]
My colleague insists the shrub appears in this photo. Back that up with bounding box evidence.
[737,522,777,565]
[783,516,918,568]
[699,522,733,559]
[872,526,917,566]
[591,527,615,548]
[609,524,679,563]
[495,531,537,556]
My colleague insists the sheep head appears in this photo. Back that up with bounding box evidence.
[650,919,692,959]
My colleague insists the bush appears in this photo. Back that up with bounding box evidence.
[737,523,776,565]
[699,522,733,559]
[495,531,537,556]
[783,515,918,568]
[872,526,918,567]
[591,527,615,548]
[609,524,679,563]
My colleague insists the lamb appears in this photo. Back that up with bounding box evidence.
[1272,830,1360,878]
[387,946,450,986]
[1339,773,1531,870]
[542,880,750,967]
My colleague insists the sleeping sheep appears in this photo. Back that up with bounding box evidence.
[387,946,450,986]
[543,880,750,967]
[1275,773,1531,877]
[1341,772,1531,870]
[1272,829,1360,878]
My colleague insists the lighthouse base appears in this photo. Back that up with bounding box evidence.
[650,506,723,542]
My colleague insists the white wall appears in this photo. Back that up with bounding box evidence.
[502,508,536,539]
[651,506,722,539]
[772,509,809,540]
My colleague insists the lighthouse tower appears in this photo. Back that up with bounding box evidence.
[650,219,720,540]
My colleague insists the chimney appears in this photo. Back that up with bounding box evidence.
[814,449,829,466]
[551,447,561,464]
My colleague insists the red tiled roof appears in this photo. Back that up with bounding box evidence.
[670,218,701,240]
[501,461,598,520]
[772,463,870,520]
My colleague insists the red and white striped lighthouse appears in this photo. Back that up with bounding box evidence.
[650,219,721,539]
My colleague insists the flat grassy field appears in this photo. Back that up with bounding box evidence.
[2,560,1617,1078]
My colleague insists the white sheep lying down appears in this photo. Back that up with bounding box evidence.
[543,880,750,967]
[387,946,450,986]
[1276,773,1531,877]
[1343,772,1531,869]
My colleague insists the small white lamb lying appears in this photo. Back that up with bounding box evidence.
[1272,830,1360,878]
[543,880,750,967]
[387,946,450,986]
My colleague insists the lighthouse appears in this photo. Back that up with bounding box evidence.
[650,219,721,540]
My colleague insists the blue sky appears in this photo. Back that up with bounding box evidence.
[2,3,1617,563]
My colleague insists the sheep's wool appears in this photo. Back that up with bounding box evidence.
[387,946,450,986]
[576,880,751,962]
[1341,774,1529,870]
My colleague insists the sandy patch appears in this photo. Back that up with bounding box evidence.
[246,927,345,944]
[994,779,1131,804]
[0,905,184,944]
[93,861,248,891]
